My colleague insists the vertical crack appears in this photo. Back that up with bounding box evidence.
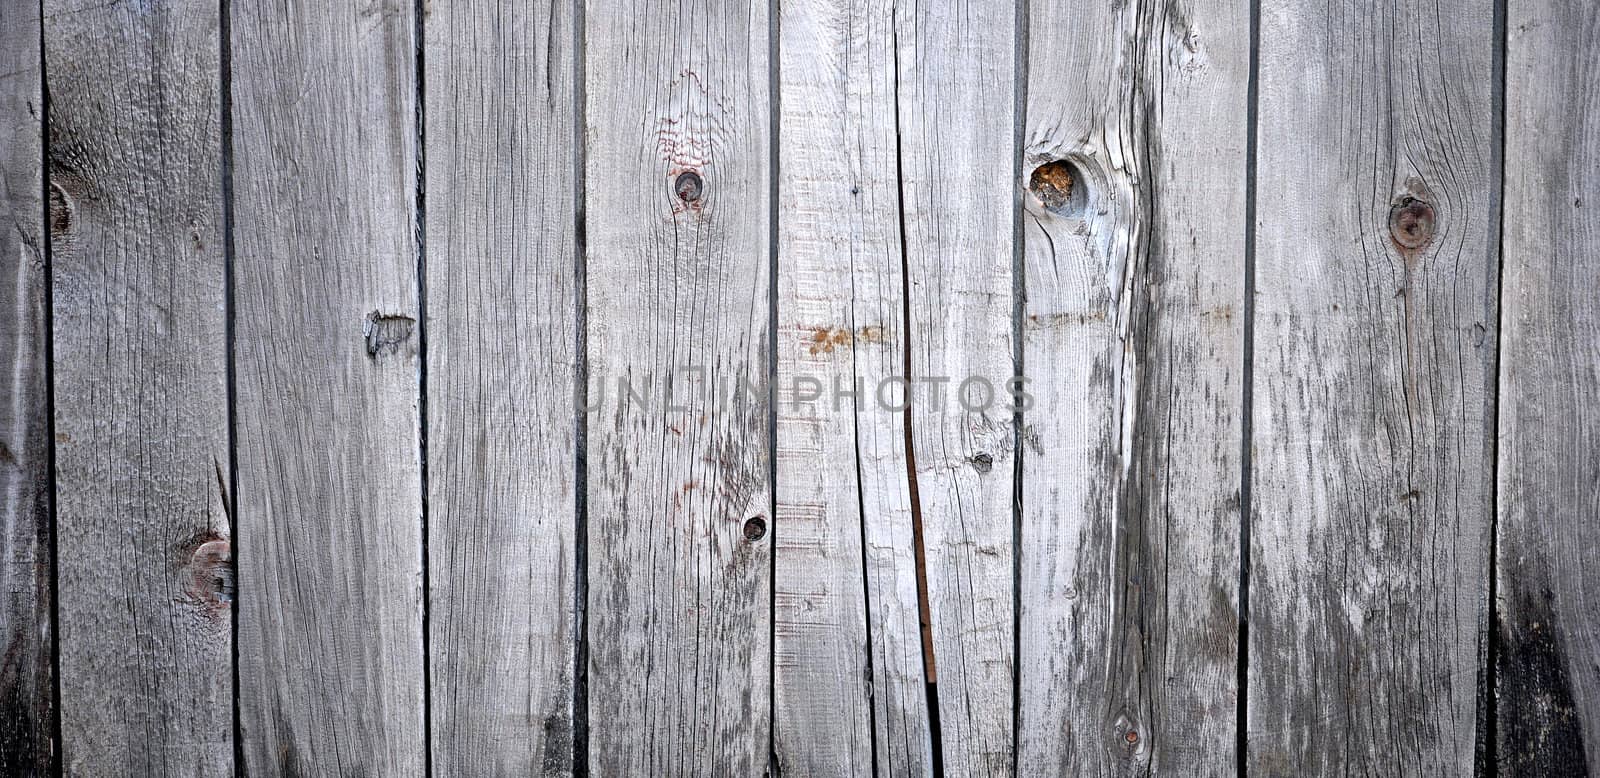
[219,0,242,773]
[38,0,61,772]
[1483,0,1509,771]
[411,0,432,774]
[888,10,943,776]
[571,0,591,770]
[1237,0,1261,774]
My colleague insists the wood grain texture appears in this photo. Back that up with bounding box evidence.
[582,0,773,772]
[1498,1,1600,772]
[45,0,231,773]
[0,2,51,773]
[775,0,928,773]
[1249,0,1497,773]
[231,0,424,773]
[1018,0,1247,773]
[423,0,578,773]
[892,2,1018,774]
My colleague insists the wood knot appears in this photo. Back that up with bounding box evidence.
[180,535,234,609]
[1028,159,1083,215]
[364,311,416,357]
[674,171,704,204]
[969,452,994,473]
[1389,196,1435,251]
[742,515,767,542]
[49,181,73,236]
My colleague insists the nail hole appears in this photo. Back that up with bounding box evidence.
[1125,730,1139,745]
[675,171,704,203]
[1389,196,1435,250]
[969,452,994,473]
[1028,159,1084,215]
[743,516,767,542]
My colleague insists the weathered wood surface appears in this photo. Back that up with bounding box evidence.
[1249,0,1498,773]
[0,3,50,773]
[774,0,925,773]
[8,3,1600,774]
[1498,1,1600,772]
[230,0,425,773]
[1018,0,1247,773]
[45,0,232,773]
[582,0,774,773]
[423,0,578,772]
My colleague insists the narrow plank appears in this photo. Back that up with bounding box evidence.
[0,2,51,773]
[582,0,773,771]
[1498,0,1600,771]
[423,0,578,772]
[44,0,231,773]
[230,1,424,773]
[775,0,927,773]
[1249,0,1497,772]
[891,2,1018,774]
[1018,0,1247,773]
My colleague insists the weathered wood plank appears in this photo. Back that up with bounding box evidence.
[423,0,578,772]
[0,3,51,773]
[582,0,773,771]
[231,1,424,773]
[774,0,927,773]
[1018,0,1247,773]
[44,0,231,773]
[1249,0,1497,772]
[1498,1,1600,772]
[891,2,1019,774]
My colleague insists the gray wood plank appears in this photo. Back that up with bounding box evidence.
[44,0,231,773]
[1498,0,1600,772]
[1248,0,1497,772]
[582,0,773,771]
[774,0,927,773]
[892,2,1018,774]
[0,2,51,773]
[230,1,425,773]
[423,0,578,773]
[1018,0,1248,773]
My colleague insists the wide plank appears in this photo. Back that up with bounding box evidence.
[582,0,773,772]
[1018,0,1248,773]
[45,0,231,773]
[1248,0,1497,772]
[1497,0,1600,771]
[230,0,425,772]
[0,2,51,773]
[774,0,927,773]
[891,1,1019,774]
[423,0,579,772]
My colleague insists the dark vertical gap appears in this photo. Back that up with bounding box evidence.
[571,0,590,770]
[1483,0,1508,772]
[411,1,432,774]
[1236,0,1259,774]
[765,0,780,773]
[888,13,942,776]
[1009,0,1029,772]
[37,1,60,774]
[219,0,241,773]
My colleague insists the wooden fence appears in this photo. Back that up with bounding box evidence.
[0,0,1593,774]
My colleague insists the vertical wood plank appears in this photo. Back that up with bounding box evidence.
[0,2,51,773]
[893,2,1018,774]
[775,0,927,773]
[582,0,772,771]
[45,0,231,773]
[231,0,424,773]
[1018,0,1248,773]
[1249,0,1497,772]
[1498,0,1600,771]
[423,0,578,772]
